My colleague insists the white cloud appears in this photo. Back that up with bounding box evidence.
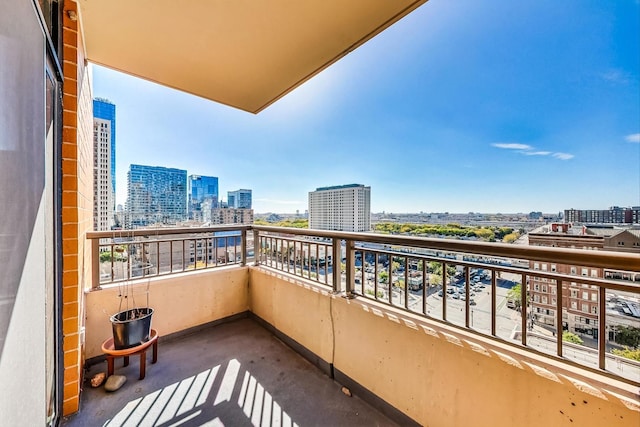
[601,69,630,84]
[491,143,532,150]
[491,142,574,160]
[625,133,640,143]
[523,151,552,156]
[552,152,574,160]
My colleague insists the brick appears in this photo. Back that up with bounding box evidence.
[62,176,78,191]
[64,365,79,383]
[62,206,79,223]
[62,395,79,416]
[62,44,77,65]
[64,351,78,370]
[63,303,80,322]
[63,316,79,335]
[63,27,77,47]
[62,286,78,304]
[62,238,78,256]
[61,141,77,158]
[63,61,78,83]
[62,125,78,144]
[62,109,77,127]
[62,269,77,288]
[62,9,78,31]
[62,223,77,240]
[61,160,78,177]
[63,380,79,402]
[61,190,78,208]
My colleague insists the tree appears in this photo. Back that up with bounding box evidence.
[378,270,389,283]
[503,232,519,243]
[612,347,640,361]
[562,331,583,345]
[614,326,640,348]
[506,283,524,308]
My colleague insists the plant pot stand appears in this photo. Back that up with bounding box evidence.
[101,329,159,380]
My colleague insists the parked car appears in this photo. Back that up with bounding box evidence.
[451,293,460,299]
[437,290,443,297]
[470,299,477,305]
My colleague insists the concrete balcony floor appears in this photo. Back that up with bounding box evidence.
[62,316,397,427]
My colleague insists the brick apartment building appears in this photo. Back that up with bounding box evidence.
[528,223,640,341]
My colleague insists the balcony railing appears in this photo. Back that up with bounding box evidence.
[88,225,640,385]
[87,225,253,287]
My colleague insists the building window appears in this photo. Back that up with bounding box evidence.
[571,267,577,275]
[551,264,557,272]
[582,304,588,312]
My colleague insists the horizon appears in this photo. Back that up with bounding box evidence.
[93,0,640,214]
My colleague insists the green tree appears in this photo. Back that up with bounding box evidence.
[612,347,640,361]
[614,326,640,348]
[378,270,389,283]
[506,283,528,309]
[503,232,519,243]
[562,331,583,345]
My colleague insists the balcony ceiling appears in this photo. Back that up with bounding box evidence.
[78,0,428,113]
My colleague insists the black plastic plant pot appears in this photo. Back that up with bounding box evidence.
[110,308,154,349]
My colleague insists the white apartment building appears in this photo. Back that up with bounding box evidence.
[308,184,371,232]
[92,117,113,231]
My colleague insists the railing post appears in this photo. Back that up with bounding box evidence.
[253,228,260,266]
[91,237,100,290]
[521,273,528,346]
[332,238,340,292]
[241,228,247,266]
[345,239,355,296]
[598,286,606,370]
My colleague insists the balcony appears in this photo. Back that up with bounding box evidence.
[63,226,640,426]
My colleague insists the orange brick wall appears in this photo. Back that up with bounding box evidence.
[61,0,94,416]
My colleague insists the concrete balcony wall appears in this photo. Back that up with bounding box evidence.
[84,267,249,359]
[248,269,334,364]
[248,267,639,427]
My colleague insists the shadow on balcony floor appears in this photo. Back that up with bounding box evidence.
[62,317,397,426]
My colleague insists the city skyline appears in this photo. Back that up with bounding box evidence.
[92,1,639,214]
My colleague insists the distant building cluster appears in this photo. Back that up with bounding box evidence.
[564,206,640,224]
[309,184,371,232]
[123,164,252,229]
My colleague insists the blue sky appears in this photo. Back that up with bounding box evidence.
[93,0,640,214]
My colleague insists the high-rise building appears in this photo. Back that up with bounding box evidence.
[125,164,187,228]
[93,98,116,204]
[564,206,640,224]
[188,175,219,221]
[308,184,371,232]
[92,98,115,231]
[227,189,252,209]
